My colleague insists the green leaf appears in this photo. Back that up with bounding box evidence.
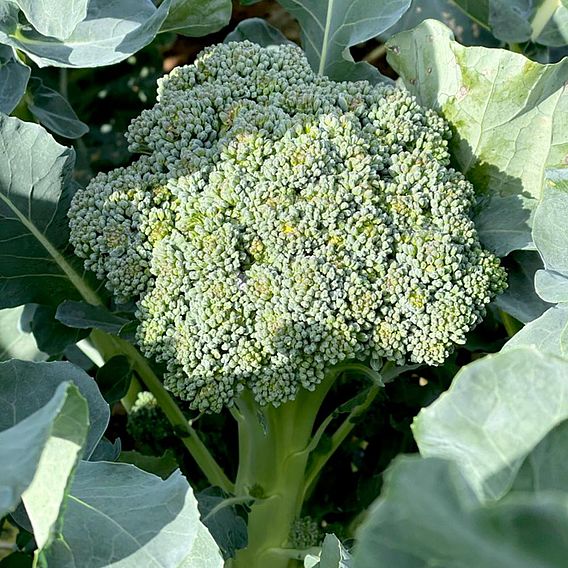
[475,195,535,256]
[506,169,568,350]
[533,169,568,275]
[412,347,568,500]
[26,304,88,356]
[451,0,489,28]
[512,420,568,493]
[0,306,46,362]
[319,534,352,568]
[20,385,88,550]
[503,304,568,356]
[90,436,121,462]
[537,3,568,47]
[276,0,410,81]
[453,0,568,47]
[224,18,292,46]
[386,19,568,254]
[0,552,33,567]
[535,269,568,303]
[160,0,231,37]
[43,462,223,568]
[96,355,133,404]
[56,300,131,334]
[493,251,551,323]
[197,487,248,560]
[305,556,320,568]
[0,45,29,114]
[0,381,87,523]
[118,450,178,479]
[12,0,89,41]
[0,360,109,458]
[27,78,88,139]
[352,456,568,568]
[0,114,102,309]
[488,0,533,43]
[0,0,173,69]
[378,0,499,47]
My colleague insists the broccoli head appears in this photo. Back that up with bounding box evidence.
[69,41,506,412]
[126,391,174,455]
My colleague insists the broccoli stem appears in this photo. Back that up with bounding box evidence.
[530,0,560,42]
[90,329,234,493]
[232,362,386,568]
[302,380,382,502]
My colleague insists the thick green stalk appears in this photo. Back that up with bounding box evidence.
[531,0,560,41]
[232,361,386,568]
[232,372,338,568]
[90,329,234,493]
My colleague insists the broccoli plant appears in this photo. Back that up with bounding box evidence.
[67,41,506,567]
[0,1,568,568]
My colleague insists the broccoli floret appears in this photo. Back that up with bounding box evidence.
[289,516,322,549]
[69,41,506,412]
[127,391,174,455]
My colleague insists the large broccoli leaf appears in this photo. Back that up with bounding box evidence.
[378,0,499,47]
[0,306,46,362]
[27,78,88,139]
[277,0,410,81]
[160,0,232,37]
[453,0,568,47]
[224,18,291,46]
[386,19,568,256]
[504,169,568,356]
[0,0,172,68]
[512,420,568,493]
[0,360,102,549]
[0,114,102,308]
[493,251,551,323]
[533,169,568,275]
[11,0,89,41]
[0,45,29,114]
[0,359,222,567]
[0,360,109,458]
[43,462,223,568]
[412,347,568,500]
[0,381,87,527]
[352,456,568,568]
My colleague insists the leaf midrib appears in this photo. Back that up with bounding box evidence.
[0,190,101,306]
[318,0,335,75]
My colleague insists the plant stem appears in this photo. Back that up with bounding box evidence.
[203,496,255,522]
[508,43,524,53]
[531,0,560,42]
[268,546,321,560]
[232,362,386,568]
[363,44,387,63]
[121,374,142,412]
[499,309,523,337]
[302,382,381,501]
[89,329,234,493]
[232,372,338,568]
[59,68,68,99]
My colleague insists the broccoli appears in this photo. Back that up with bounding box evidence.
[289,516,322,549]
[69,41,506,413]
[126,391,175,455]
